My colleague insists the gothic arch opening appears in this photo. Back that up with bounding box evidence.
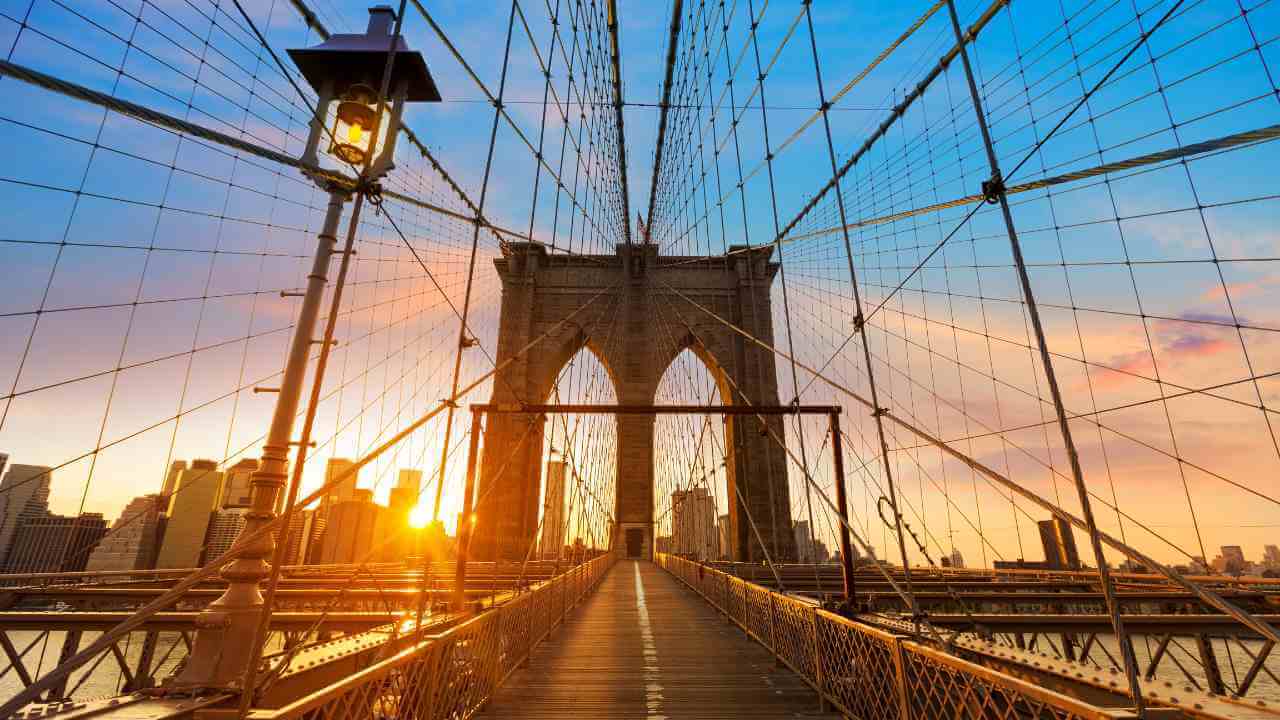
[652,348,729,562]
[536,343,619,563]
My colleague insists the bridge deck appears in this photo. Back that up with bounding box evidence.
[480,560,837,718]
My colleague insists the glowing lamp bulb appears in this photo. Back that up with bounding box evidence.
[328,85,378,164]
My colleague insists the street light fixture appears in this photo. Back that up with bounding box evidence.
[175,5,441,692]
[289,5,441,176]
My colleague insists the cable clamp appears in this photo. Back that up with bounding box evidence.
[852,312,865,331]
[981,173,1006,205]
[871,407,888,417]
[460,336,479,349]
[440,398,459,409]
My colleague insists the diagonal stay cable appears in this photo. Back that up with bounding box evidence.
[0,276,619,718]
[657,275,1280,645]
[793,0,1201,402]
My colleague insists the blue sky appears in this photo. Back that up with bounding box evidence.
[0,0,1277,567]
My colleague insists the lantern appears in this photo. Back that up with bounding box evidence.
[289,6,441,178]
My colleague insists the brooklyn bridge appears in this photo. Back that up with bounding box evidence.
[0,0,1276,717]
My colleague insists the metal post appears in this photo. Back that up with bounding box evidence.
[125,631,158,691]
[829,412,856,605]
[46,631,81,700]
[797,0,917,625]
[1196,634,1226,695]
[810,607,827,712]
[890,635,914,720]
[174,188,347,689]
[452,410,484,611]
[943,0,1146,713]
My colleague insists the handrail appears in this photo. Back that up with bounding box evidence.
[656,553,1143,720]
[246,553,616,720]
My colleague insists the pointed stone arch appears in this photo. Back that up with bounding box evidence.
[473,243,795,562]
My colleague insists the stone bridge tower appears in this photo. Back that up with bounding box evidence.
[472,243,795,563]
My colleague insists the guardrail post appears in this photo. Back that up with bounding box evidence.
[768,592,779,664]
[721,568,732,620]
[810,607,827,712]
[413,640,445,720]
[891,636,913,720]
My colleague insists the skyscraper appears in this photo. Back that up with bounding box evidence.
[86,494,165,572]
[385,473,421,562]
[794,520,816,562]
[0,464,52,567]
[160,460,186,514]
[283,509,326,565]
[219,459,259,509]
[397,469,423,497]
[314,489,382,565]
[322,458,358,515]
[1038,517,1081,570]
[539,461,567,559]
[6,513,107,573]
[203,508,249,563]
[671,487,717,559]
[718,513,730,560]
[155,460,224,569]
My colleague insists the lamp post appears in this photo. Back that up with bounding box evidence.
[173,5,439,690]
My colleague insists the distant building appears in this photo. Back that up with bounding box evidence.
[718,514,730,560]
[282,509,326,565]
[86,494,165,571]
[314,490,383,564]
[203,508,249,563]
[1264,545,1280,571]
[0,463,52,567]
[1038,518,1081,570]
[6,514,107,573]
[397,469,423,497]
[671,487,716,559]
[155,460,224,569]
[813,539,831,563]
[993,517,1083,572]
[160,460,186,514]
[1213,545,1247,575]
[539,461,567,559]
[219,459,258,509]
[948,549,964,569]
[321,458,358,515]
[794,520,816,562]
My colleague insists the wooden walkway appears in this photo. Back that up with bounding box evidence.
[480,560,838,718]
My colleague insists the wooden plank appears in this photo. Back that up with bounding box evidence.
[481,561,838,718]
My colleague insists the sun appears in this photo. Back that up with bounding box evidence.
[408,505,430,528]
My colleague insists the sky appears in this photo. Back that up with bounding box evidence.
[0,0,1276,570]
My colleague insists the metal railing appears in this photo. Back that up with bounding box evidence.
[246,552,616,720]
[656,553,1144,720]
